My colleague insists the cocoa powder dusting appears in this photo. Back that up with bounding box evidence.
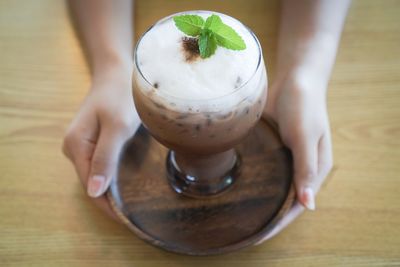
[182,37,200,62]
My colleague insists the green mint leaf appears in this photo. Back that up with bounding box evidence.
[173,15,205,37]
[214,24,246,50]
[204,14,223,32]
[173,14,247,59]
[199,30,217,58]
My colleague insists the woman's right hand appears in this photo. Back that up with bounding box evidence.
[62,66,140,219]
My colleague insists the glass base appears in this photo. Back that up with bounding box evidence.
[166,150,241,198]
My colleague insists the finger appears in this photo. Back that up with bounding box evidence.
[62,122,121,220]
[66,140,119,220]
[255,202,304,245]
[62,112,98,162]
[292,137,318,210]
[72,155,120,221]
[63,139,118,221]
[87,127,127,198]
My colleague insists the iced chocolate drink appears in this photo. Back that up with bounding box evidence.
[133,11,267,197]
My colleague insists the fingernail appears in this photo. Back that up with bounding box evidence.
[303,187,316,211]
[87,175,105,198]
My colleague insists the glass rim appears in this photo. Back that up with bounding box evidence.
[133,10,263,102]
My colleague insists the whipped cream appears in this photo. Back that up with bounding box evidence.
[135,11,261,100]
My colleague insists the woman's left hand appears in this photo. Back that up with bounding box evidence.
[258,69,333,242]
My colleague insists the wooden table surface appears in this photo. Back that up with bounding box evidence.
[1,0,399,266]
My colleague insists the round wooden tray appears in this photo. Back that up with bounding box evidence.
[107,118,294,255]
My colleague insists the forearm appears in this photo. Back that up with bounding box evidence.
[68,0,134,77]
[276,0,350,85]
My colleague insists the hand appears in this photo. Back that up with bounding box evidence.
[63,68,140,219]
[259,69,333,242]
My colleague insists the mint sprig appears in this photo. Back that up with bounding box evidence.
[173,14,246,59]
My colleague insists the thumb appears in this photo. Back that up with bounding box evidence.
[87,128,126,198]
[292,137,318,211]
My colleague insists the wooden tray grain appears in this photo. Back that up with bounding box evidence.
[108,118,295,255]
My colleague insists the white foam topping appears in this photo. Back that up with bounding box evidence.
[136,11,260,100]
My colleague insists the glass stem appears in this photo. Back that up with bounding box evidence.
[166,149,240,198]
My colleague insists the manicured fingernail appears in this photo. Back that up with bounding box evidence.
[303,187,316,211]
[87,175,105,198]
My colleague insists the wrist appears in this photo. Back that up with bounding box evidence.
[266,64,328,117]
[272,62,329,94]
[91,55,133,90]
[277,32,339,84]
[92,50,132,77]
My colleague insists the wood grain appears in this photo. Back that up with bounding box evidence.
[0,0,399,266]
